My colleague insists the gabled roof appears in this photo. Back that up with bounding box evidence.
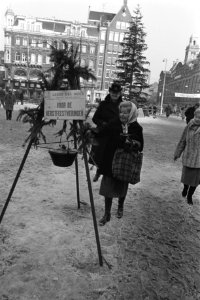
[88,11,115,22]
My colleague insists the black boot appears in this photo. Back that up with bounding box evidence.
[99,197,112,226]
[182,184,189,197]
[117,197,125,219]
[187,186,196,205]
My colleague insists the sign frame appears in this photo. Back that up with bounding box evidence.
[44,90,86,120]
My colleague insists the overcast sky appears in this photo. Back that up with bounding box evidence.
[1,0,200,83]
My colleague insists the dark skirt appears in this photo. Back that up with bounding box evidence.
[99,175,128,198]
[181,166,200,187]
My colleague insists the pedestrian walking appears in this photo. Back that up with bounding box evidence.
[93,101,144,226]
[184,103,199,124]
[0,88,5,108]
[180,106,185,120]
[165,104,172,118]
[2,89,16,120]
[174,108,200,205]
[90,82,123,182]
[153,105,157,118]
[19,89,24,105]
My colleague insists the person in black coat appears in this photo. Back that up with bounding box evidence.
[94,101,144,226]
[90,82,123,181]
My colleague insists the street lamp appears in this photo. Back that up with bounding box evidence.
[160,58,167,114]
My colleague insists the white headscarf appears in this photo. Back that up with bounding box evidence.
[119,101,138,134]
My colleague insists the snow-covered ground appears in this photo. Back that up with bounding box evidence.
[0,110,199,300]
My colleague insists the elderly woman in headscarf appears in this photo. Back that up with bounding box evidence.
[94,101,144,226]
[174,108,200,205]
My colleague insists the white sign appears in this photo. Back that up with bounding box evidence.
[175,93,200,98]
[44,90,86,120]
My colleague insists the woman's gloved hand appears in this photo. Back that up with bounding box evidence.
[124,139,140,152]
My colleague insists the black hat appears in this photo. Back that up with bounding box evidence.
[109,82,122,93]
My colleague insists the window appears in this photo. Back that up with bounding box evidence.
[125,22,129,29]
[116,22,120,29]
[119,33,124,42]
[90,46,95,54]
[118,45,122,52]
[110,70,115,78]
[114,32,119,42]
[23,39,28,46]
[81,45,87,53]
[16,37,20,45]
[15,52,20,61]
[99,44,104,53]
[101,31,106,40]
[108,44,113,52]
[81,59,85,67]
[109,31,114,41]
[5,50,10,62]
[5,35,11,45]
[46,56,50,64]
[96,81,101,89]
[106,57,111,65]
[113,45,118,53]
[98,68,102,77]
[121,22,126,29]
[112,57,116,65]
[8,18,13,26]
[89,60,94,69]
[22,53,27,62]
[99,56,103,65]
[31,39,36,47]
[38,54,42,65]
[105,82,109,89]
[31,53,36,63]
[47,41,51,48]
[81,30,86,37]
[38,41,43,48]
[105,69,110,77]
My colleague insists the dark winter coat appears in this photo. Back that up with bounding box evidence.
[3,93,16,110]
[90,94,122,166]
[95,119,144,177]
[92,94,122,127]
[185,106,196,124]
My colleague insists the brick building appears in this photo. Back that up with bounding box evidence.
[3,0,132,101]
[157,36,200,108]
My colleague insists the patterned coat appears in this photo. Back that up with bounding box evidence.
[174,122,200,168]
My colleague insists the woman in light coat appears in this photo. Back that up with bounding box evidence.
[174,108,200,204]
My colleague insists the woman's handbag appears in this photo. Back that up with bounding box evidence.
[112,148,143,184]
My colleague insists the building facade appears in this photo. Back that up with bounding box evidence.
[157,36,200,108]
[0,51,5,88]
[3,9,99,100]
[88,0,132,92]
[3,0,132,101]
